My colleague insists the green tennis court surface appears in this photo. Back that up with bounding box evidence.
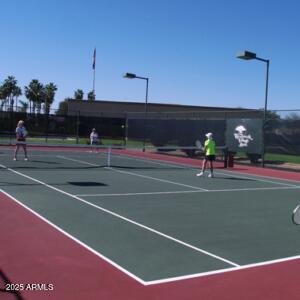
[1,146,300,284]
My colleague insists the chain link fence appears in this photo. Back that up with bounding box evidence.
[1,107,299,169]
[0,109,126,145]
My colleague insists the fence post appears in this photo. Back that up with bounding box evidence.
[76,110,80,144]
[124,113,128,146]
[45,111,50,143]
[9,110,13,145]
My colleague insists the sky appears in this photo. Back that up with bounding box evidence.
[1,0,300,111]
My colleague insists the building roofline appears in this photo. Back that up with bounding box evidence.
[67,99,257,111]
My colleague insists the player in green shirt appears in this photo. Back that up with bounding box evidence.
[197,132,216,178]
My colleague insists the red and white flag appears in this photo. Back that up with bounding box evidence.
[92,48,96,70]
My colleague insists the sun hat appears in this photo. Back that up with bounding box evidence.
[205,132,213,139]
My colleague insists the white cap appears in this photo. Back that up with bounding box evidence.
[205,132,213,139]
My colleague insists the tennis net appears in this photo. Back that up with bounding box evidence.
[0,144,229,171]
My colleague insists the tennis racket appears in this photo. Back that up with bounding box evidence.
[195,140,203,150]
[292,204,300,225]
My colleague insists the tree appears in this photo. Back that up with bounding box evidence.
[74,89,84,100]
[25,79,43,114]
[13,86,22,110]
[19,100,29,113]
[0,85,6,110]
[265,110,281,120]
[87,91,95,101]
[1,76,22,111]
[56,99,69,115]
[285,112,300,120]
[43,82,57,114]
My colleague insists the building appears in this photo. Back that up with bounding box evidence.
[66,99,261,119]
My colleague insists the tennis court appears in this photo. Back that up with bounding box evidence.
[1,145,300,299]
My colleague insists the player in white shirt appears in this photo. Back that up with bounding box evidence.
[90,128,98,152]
[14,120,28,161]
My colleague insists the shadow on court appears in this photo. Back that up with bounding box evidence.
[215,176,256,181]
[24,160,60,164]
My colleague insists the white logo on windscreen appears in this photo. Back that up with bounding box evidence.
[234,125,253,147]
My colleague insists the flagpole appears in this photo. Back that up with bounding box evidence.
[92,48,96,98]
[93,66,95,96]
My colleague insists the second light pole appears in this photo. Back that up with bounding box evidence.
[236,51,270,167]
[123,73,149,152]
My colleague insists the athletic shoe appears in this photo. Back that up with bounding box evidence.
[24,157,28,161]
[196,172,204,177]
[208,173,214,178]
[13,157,17,161]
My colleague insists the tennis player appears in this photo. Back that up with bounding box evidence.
[197,132,215,178]
[90,128,98,152]
[14,120,28,161]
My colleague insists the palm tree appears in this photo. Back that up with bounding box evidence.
[13,86,22,110]
[1,76,21,111]
[19,100,29,113]
[0,85,6,111]
[2,76,16,110]
[74,89,84,100]
[25,79,43,114]
[87,91,95,101]
[43,83,57,114]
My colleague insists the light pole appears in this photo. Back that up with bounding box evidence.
[236,51,270,167]
[123,73,149,152]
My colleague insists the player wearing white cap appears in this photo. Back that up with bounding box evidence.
[197,132,215,178]
[14,120,28,161]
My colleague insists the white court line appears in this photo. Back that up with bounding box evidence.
[128,155,299,188]
[76,190,203,197]
[1,189,300,286]
[215,170,300,187]
[108,167,209,191]
[103,151,300,186]
[59,153,299,189]
[109,153,191,169]
[125,153,300,185]
[56,155,106,166]
[0,188,145,285]
[0,163,239,275]
[58,155,299,194]
[145,254,300,285]
[2,146,300,184]
[3,179,300,285]
[58,155,209,191]
[75,185,300,197]
[211,186,300,192]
